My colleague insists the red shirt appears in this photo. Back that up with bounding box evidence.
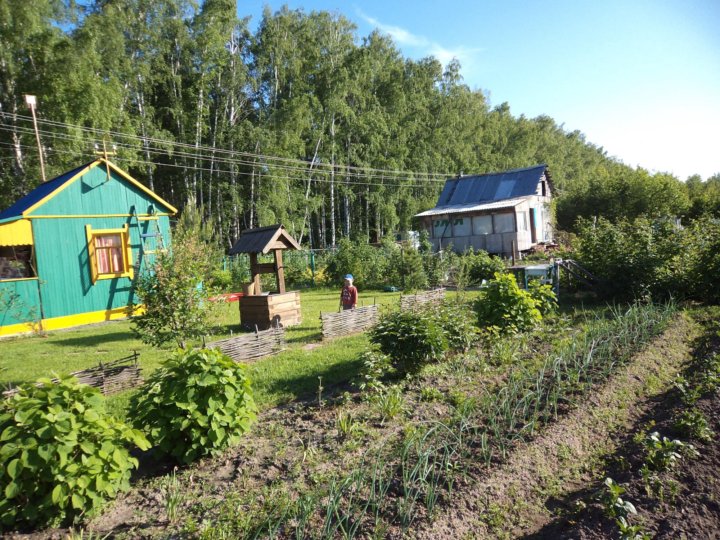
[341,285,358,307]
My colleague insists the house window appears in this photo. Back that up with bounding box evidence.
[432,219,452,238]
[86,225,133,283]
[493,213,515,233]
[0,246,36,280]
[472,215,493,235]
[452,217,471,236]
[517,211,528,232]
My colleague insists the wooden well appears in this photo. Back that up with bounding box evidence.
[229,224,302,330]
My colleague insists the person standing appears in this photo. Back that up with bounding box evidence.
[340,274,358,310]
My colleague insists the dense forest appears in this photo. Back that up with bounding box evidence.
[1,0,718,248]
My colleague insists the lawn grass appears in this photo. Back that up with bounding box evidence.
[0,288,402,400]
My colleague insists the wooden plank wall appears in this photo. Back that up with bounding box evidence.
[2,353,142,397]
[207,326,286,363]
[320,304,379,340]
[399,288,446,311]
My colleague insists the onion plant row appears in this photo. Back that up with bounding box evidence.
[230,302,676,539]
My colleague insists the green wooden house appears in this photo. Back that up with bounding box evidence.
[0,158,177,337]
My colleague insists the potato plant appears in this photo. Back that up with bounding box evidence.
[130,348,257,464]
[0,376,150,528]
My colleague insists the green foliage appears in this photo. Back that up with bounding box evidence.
[132,231,220,348]
[573,216,720,303]
[673,408,714,443]
[325,238,399,289]
[641,432,694,472]
[369,311,448,374]
[474,272,542,333]
[0,376,149,528]
[130,348,257,464]
[371,385,405,423]
[430,300,479,352]
[463,248,506,285]
[527,279,558,316]
[600,478,637,519]
[393,245,428,291]
[355,350,392,394]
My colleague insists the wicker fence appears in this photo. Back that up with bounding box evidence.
[2,353,143,398]
[207,325,286,363]
[399,287,446,311]
[320,305,379,340]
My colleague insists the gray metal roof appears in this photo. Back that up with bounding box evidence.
[229,224,301,255]
[435,164,547,207]
[415,197,526,217]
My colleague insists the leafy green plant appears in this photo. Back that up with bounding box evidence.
[130,348,256,464]
[430,300,479,352]
[616,516,651,540]
[642,431,696,472]
[420,387,444,402]
[674,408,714,443]
[599,478,637,519]
[0,376,150,528]
[373,385,405,423]
[355,350,392,395]
[474,272,542,333]
[131,230,220,348]
[463,248,506,285]
[335,411,360,440]
[370,310,448,375]
[527,279,558,316]
[161,469,185,524]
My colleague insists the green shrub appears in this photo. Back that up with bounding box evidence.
[130,348,257,464]
[527,279,558,316]
[464,248,506,285]
[0,376,149,528]
[474,272,541,333]
[431,300,479,352]
[355,350,392,394]
[369,311,447,375]
[208,269,233,292]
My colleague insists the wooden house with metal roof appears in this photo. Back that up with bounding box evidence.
[415,164,553,256]
[0,159,177,337]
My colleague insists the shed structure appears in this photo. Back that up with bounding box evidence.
[0,159,177,337]
[415,164,553,256]
[229,225,302,330]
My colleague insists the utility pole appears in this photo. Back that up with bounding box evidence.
[24,95,46,182]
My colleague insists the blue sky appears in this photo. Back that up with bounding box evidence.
[241,1,720,180]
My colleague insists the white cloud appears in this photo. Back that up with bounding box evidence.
[358,10,482,71]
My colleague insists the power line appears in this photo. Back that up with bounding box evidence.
[0,138,444,190]
[1,112,454,182]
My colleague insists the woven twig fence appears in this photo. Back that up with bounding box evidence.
[320,304,379,340]
[207,325,285,363]
[399,288,446,311]
[2,353,142,398]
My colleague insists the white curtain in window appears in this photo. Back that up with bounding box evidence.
[95,235,123,273]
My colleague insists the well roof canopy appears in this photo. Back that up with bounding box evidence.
[229,224,301,255]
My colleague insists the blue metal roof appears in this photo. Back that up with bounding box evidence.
[0,161,95,222]
[435,164,548,207]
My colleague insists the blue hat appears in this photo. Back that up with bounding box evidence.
[344,274,353,280]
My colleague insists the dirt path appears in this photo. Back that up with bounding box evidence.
[416,313,697,539]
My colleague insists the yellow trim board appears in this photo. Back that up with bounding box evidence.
[29,213,172,219]
[0,305,145,338]
[22,159,177,218]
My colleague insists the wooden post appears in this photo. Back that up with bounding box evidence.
[250,253,262,294]
[274,249,285,294]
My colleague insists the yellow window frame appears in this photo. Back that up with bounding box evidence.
[85,224,133,283]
